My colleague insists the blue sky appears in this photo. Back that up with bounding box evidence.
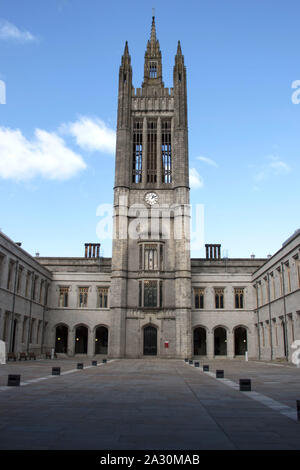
[0,0,299,259]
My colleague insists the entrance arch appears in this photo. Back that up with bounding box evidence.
[55,324,68,353]
[234,326,247,356]
[193,327,207,355]
[143,325,157,356]
[75,325,88,354]
[214,327,227,356]
[94,326,108,354]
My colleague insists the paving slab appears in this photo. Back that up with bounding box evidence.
[0,358,300,449]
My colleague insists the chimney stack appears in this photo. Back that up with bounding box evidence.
[205,244,221,259]
[84,243,101,258]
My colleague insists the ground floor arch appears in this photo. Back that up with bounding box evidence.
[143,325,157,356]
[75,325,88,354]
[234,326,247,356]
[55,324,68,353]
[193,327,207,355]
[95,326,108,354]
[214,326,227,356]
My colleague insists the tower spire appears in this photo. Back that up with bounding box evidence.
[150,14,157,46]
[142,14,163,87]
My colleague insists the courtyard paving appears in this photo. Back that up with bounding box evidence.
[0,358,300,450]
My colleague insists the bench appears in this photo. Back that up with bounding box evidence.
[45,351,57,359]
[28,352,36,360]
[19,352,28,361]
[7,352,17,362]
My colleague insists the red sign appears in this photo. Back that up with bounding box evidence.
[164,341,169,348]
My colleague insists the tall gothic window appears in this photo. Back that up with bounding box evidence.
[147,120,157,183]
[194,288,204,309]
[59,286,69,307]
[215,288,224,309]
[139,243,163,271]
[132,120,143,183]
[149,61,157,78]
[98,287,109,308]
[234,288,244,309]
[78,287,88,308]
[161,120,172,183]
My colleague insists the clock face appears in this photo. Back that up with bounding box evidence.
[145,192,158,206]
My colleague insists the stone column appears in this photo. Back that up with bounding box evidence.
[156,116,161,185]
[227,329,234,358]
[88,327,94,357]
[68,327,75,356]
[207,331,214,359]
[142,116,147,184]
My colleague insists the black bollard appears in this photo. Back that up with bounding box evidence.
[92,360,97,366]
[184,358,189,363]
[52,367,61,376]
[77,363,84,369]
[189,360,193,365]
[216,370,224,378]
[203,365,209,372]
[102,359,107,364]
[194,361,200,367]
[240,379,251,391]
[7,374,20,386]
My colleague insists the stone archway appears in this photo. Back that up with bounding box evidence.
[94,326,108,354]
[234,326,247,356]
[75,325,88,354]
[214,327,227,356]
[193,327,207,355]
[143,325,157,356]
[55,324,68,353]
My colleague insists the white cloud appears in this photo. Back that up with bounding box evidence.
[0,20,37,43]
[60,116,116,154]
[254,155,291,182]
[189,168,204,189]
[196,156,218,167]
[0,127,86,181]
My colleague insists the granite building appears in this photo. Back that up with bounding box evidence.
[0,18,299,362]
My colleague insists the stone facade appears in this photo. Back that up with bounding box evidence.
[0,18,299,361]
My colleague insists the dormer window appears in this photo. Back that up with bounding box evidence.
[149,61,157,78]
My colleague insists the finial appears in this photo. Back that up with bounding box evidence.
[152,7,155,18]
[177,40,182,55]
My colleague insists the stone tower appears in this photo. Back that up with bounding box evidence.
[110,16,191,358]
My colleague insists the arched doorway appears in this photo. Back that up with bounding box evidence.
[143,325,157,356]
[193,327,207,355]
[234,326,247,356]
[55,325,68,353]
[95,326,108,354]
[75,325,88,354]
[214,327,227,356]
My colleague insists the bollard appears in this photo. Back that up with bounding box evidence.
[77,363,84,369]
[216,370,224,378]
[194,361,200,367]
[7,374,20,386]
[184,358,189,363]
[297,400,300,421]
[240,379,251,391]
[102,359,107,364]
[52,367,61,376]
[189,360,193,365]
[203,365,209,372]
[92,360,97,366]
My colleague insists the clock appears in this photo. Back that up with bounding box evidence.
[144,192,158,206]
